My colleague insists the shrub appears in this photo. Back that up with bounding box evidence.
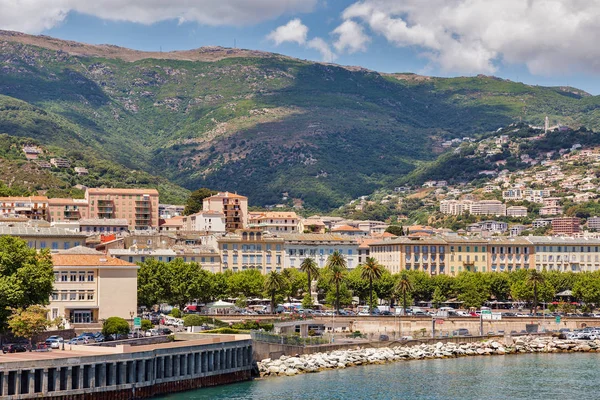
[102,317,130,336]
[183,314,204,327]
[170,308,182,318]
[200,328,243,334]
[141,319,153,331]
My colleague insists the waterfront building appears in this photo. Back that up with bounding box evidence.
[369,237,448,275]
[528,236,600,272]
[486,237,532,273]
[446,237,489,274]
[85,188,159,230]
[217,229,285,273]
[280,233,360,269]
[203,192,248,231]
[50,247,138,324]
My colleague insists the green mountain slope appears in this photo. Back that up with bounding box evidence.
[1,31,600,209]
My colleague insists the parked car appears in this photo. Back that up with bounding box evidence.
[158,328,173,335]
[68,337,88,345]
[2,343,27,353]
[145,329,160,337]
[45,337,64,349]
[452,328,470,336]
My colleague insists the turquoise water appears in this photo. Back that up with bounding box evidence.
[157,353,599,399]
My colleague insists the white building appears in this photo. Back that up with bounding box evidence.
[507,206,528,218]
[248,211,302,233]
[182,210,226,233]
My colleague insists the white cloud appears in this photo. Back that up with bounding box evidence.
[266,18,308,46]
[307,37,337,62]
[341,0,600,76]
[0,0,317,33]
[332,20,370,54]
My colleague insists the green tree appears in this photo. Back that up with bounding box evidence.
[165,259,211,310]
[235,294,248,309]
[7,305,51,346]
[431,287,446,309]
[454,272,490,308]
[375,271,396,305]
[102,317,130,336]
[264,271,285,314]
[302,293,314,309]
[183,314,204,327]
[183,188,217,216]
[141,319,153,331]
[300,257,320,295]
[0,236,55,331]
[170,308,182,318]
[326,250,348,313]
[360,257,385,312]
[395,272,413,315]
[572,272,600,307]
[228,269,265,298]
[137,259,168,308]
[385,225,404,236]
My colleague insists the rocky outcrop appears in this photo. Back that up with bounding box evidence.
[257,336,600,378]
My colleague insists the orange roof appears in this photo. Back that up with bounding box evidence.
[358,238,379,249]
[332,225,362,232]
[0,196,49,202]
[161,216,184,226]
[372,232,397,238]
[409,231,431,237]
[87,188,159,195]
[52,254,137,267]
[48,198,88,205]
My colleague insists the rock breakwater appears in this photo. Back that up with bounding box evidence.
[257,336,600,378]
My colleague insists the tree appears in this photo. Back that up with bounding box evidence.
[264,271,285,314]
[395,272,413,315]
[360,257,385,312]
[141,319,153,331]
[227,269,265,298]
[527,269,546,314]
[385,225,404,236]
[300,257,320,295]
[183,314,204,327]
[137,259,168,308]
[0,236,55,331]
[431,287,446,309]
[164,259,212,309]
[302,293,314,309]
[572,272,600,308]
[326,250,347,313]
[7,305,51,346]
[102,317,130,336]
[454,272,490,308]
[183,188,217,216]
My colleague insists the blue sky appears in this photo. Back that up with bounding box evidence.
[3,0,599,94]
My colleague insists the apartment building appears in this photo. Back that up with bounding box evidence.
[48,198,89,222]
[86,188,159,230]
[502,188,523,200]
[507,206,528,217]
[280,233,360,270]
[109,246,221,273]
[0,196,48,220]
[218,230,285,273]
[182,210,226,232]
[552,217,580,235]
[49,247,138,324]
[439,199,473,215]
[446,237,489,275]
[248,211,301,233]
[0,226,87,251]
[470,200,506,216]
[369,237,448,275]
[203,192,248,231]
[588,216,600,231]
[529,237,600,272]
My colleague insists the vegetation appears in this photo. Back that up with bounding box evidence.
[326,251,348,313]
[360,257,385,309]
[183,188,217,215]
[2,35,600,209]
[7,305,51,345]
[101,317,130,336]
[264,271,286,315]
[0,236,54,332]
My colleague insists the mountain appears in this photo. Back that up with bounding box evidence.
[1,30,600,210]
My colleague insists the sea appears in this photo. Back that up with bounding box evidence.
[156,352,599,400]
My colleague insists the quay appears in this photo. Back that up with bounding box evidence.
[0,335,253,399]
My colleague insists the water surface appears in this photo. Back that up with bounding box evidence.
[158,353,600,399]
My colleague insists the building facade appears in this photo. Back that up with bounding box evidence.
[280,233,360,270]
[248,211,302,233]
[0,196,48,220]
[183,211,227,233]
[203,192,248,231]
[552,217,580,235]
[48,198,89,222]
[217,230,285,273]
[50,248,138,324]
[86,188,159,230]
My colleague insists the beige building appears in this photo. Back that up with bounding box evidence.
[49,247,138,324]
[506,206,528,217]
[248,211,302,233]
[469,200,506,216]
[0,225,87,251]
[182,210,227,233]
[48,198,89,222]
[486,237,533,273]
[86,188,159,230]
[529,237,600,272]
[218,230,285,273]
[203,192,248,231]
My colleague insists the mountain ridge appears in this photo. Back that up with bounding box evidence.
[1,31,600,210]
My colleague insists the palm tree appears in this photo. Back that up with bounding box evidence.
[395,272,413,315]
[360,257,385,312]
[300,257,320,297]
[527,269,545,315]
[264,271,285,314]
[326,250,347,313]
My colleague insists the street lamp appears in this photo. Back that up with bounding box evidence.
[130,311,135,332]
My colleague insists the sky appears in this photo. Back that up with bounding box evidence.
[1,0,600,94]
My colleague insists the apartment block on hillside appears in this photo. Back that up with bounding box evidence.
[86,188,159,230]
[203,192,248,231]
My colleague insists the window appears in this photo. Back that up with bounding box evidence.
[61,272,68,282]
[51,292,58,301]
[61,292,67,301]
[79,273,85,282]
[87,292,94,300]
[223,244,228,250]
[79,292,85,300]
[70,272,77,282]
[69,291,77,301]
[40,241,47,249]
[87,272,94,282]
[54,272,59,282]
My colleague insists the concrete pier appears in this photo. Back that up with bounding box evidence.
[0,336,252,399]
